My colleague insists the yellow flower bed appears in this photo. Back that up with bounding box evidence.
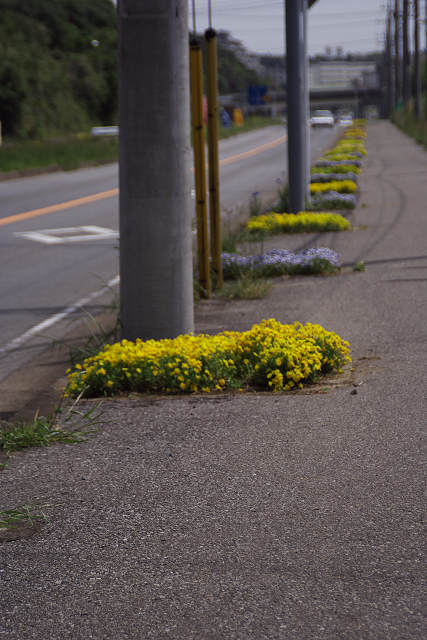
[345,127,366,138]
[321,153,361,162]
[246,211,350,235]
[65,319,351,396]
[309,180,357,194]
[331,144,366,157]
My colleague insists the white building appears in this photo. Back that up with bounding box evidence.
[309,60,378,90]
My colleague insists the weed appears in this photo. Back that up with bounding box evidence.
[0,396,102,459]
[221,220,246,254]
[48,285,120,367]
[218,273,272,299]
[249,191,262,217]
[272,182,289,213]
[68,308,120,367]
[352,261,365,272]
[0,505,49,529]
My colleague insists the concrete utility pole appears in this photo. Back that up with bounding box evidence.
[118,0,194,341]
[285,0,308,213]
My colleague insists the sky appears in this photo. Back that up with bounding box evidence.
[190,0,390,56]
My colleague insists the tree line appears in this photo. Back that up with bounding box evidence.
[0,0,266,140]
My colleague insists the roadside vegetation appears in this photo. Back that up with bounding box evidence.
[0,135,119,173]
[0,504,49,529]
[213,122,367,296]
[0,401,101,468]
[0,116,283,175]
[0,0,278,175]
[391,108,427,147]
[217,274,273,300]
[222,248,341,279]
[65,318,351,396]
[246,211,350,235]
[61,124,366,401]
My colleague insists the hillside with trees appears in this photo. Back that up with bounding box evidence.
[0,0,117,139]
[0,1,268,141]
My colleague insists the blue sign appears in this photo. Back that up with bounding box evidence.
[248,85,268,106]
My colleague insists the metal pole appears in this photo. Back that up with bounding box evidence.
[414,0,421,117]
[425,0,427,119]
[190,38,211,298]
[387,4,395,116]
[395,0,401,105]
[205,28,223,289]
[402,0,410,108]
[303,0,310,205]
[285,0,306,213]
[118,0,194,341]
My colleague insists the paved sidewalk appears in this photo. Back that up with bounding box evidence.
[1,121,426,639]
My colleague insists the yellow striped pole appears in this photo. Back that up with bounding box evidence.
[190,38,211,297]
[205,28,223,288]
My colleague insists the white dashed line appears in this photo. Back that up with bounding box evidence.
[0,275,120,358]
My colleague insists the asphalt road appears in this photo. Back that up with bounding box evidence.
[0,125,338,382]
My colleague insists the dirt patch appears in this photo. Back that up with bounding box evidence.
[0,521,44,543]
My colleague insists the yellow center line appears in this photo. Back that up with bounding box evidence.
[219,133,287,167]
[0,132,287,228]
[0,188,119,228]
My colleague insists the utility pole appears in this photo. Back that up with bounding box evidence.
[414,0,421,117]
[205,28,223,288]
[285,0,307,213]
[386,4,395,117]
[394,0,401,106]
[303,0,310,205]
[402,0,410,108]
[118,0,194,340]
[425,0,427,119]
[190,37,211,298]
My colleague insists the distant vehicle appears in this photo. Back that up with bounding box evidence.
[310,109,334,128]
[337,113,354,127]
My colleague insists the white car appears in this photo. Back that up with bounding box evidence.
[310,109,334,128]
[337,113,354,127]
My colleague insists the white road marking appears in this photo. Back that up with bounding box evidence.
[0,275,120,358]
[14,225,118,244]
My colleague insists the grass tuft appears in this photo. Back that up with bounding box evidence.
[352,261,365,272]
[0,505,49,529]
[0,397,102,460]
[218,274,272,299]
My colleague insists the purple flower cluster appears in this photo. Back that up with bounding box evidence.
[310,172,358,183]
[310,191,356,209]
[222,248,341,278]
[315,159,361,168]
